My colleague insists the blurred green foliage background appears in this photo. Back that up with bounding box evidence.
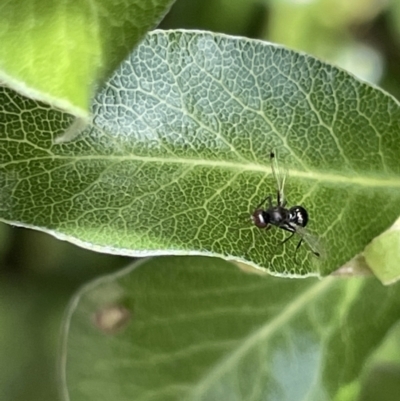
[2,0,400,400]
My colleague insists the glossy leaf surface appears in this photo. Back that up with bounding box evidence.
[1,31,400,276]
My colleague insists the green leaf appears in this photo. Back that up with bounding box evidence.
[358,322,400,401]
[0,0,175,116]
[61,256,400,401]
[364,218,400,284]
[388,0,400,44]
[1,30,400,276]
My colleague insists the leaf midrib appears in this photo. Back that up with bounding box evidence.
[7,153,400,189]
[193,278,335,399]
[190,277,337,398]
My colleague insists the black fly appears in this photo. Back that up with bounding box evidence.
[251,152,320,260]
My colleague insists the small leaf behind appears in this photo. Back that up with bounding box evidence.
[0,0,175,115]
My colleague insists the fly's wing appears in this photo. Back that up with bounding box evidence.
[270,151,289,206]
[295,225,324,259]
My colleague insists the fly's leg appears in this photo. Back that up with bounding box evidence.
[280,231,295,245]
[256,195,273,209]
[293,238,303,264]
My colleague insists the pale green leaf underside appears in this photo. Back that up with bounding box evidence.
[0,0,175,116]
[1,30,400,276]
[364,218,400,285]
[61,256,400,401]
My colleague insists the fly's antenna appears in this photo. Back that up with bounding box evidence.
[269,150,287,206]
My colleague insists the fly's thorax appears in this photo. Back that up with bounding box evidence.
[269,206,289,225]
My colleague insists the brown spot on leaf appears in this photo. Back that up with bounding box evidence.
[94,305,131,334]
